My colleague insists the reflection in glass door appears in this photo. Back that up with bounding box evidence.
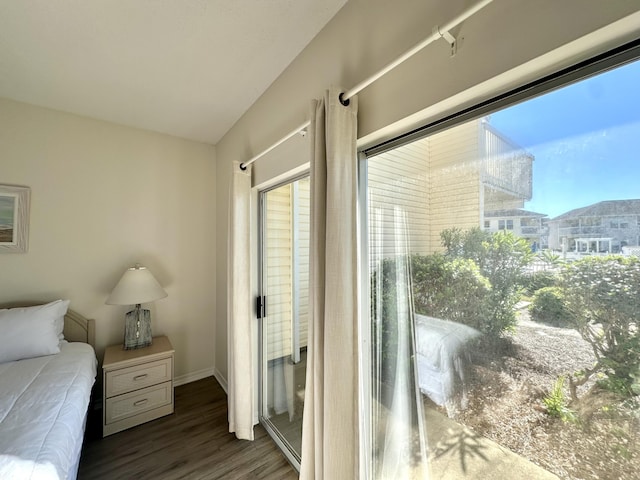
[259,176,310,466]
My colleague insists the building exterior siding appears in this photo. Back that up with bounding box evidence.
[368,118,533,258]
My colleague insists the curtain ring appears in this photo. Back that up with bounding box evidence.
[339,92,350,107]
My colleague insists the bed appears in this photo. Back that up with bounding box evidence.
[0,300,97,480]
[414,314,481,416]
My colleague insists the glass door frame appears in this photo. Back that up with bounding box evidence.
[357,152,372,480]
[257,171,310,471]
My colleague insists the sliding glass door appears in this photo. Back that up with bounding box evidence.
[259,175,310,465]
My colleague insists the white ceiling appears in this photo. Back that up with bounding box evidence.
[0,0,347,144]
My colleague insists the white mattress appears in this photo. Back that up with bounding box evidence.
[0,342,97,480]
[414,314,480,414]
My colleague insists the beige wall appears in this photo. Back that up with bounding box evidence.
[0,98,216,384]
[214,0,640,383]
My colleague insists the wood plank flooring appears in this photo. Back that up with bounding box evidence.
[78,377,298,480]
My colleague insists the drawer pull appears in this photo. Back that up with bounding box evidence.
[133,398,149,407]
[133,374,148,381]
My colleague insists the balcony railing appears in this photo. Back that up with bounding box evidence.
[482,123,533,201]
[558,226,606,236]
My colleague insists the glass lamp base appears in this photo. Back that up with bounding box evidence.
[124,307,153,349]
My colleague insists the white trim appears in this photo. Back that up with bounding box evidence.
[213,367,228,394]
[174,367,217,387]
[253,162,310,191]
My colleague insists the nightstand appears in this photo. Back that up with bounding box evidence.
[102,335,174,437]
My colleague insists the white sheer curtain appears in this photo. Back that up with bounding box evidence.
[372,207,429,479]
[300,88,359,479]
[270,358,296,421]
[227,160,254,441]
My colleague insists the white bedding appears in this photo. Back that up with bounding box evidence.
[414,314,480,415]
[0,342,97,480]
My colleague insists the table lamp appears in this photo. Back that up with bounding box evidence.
[106,264,167,349]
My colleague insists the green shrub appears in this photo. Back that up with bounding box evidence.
[440,227,534,335]
[371,254,491,330]
[371,253,490,386]
[523,270,559,295]
[529,286,571,327]
[411,254,491,332]
[560,255,640,399]
[370,255,414,389]
[371,227,536,383]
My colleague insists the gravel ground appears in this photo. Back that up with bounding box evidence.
[452,309,640,480]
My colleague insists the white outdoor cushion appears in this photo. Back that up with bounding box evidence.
[0,300,70,363]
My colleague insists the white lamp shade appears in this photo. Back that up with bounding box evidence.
[106,265,168,306]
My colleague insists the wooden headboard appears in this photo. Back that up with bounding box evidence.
[64,309,96,348]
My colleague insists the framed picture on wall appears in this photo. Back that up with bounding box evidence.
[0,185,31,253]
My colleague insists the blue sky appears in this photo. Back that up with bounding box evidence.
[489,59,640,218]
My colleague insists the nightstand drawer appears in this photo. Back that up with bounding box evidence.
[105,357,172,397]
[102,336,175,437]
[105,381,172,424]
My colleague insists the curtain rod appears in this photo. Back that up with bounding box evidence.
[239,0,494,171]
[240,120,310,170]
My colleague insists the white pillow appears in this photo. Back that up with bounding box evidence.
[51,299,71,341]
[0,300,70,363]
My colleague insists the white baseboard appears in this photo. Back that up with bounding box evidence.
[210,369,255,424]
[174,367,216,387]
[213,367,228,394]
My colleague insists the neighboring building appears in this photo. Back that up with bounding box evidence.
[547,199,640,253]
[484,209,549,249]
[368,117,534,256]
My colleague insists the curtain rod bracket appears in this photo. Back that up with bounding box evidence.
[435,26,458,57]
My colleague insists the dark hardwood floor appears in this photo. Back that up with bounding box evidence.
[78,377,298,480]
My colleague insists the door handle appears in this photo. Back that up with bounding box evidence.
[256,296,267,319]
